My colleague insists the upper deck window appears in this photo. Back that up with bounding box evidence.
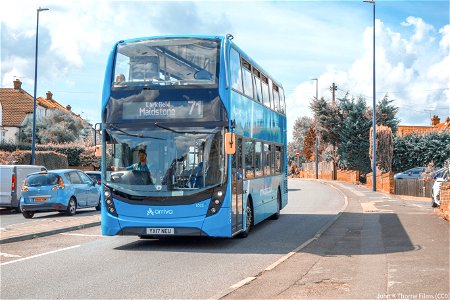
[252,68,262,103]
[273,84,280,112]
[230,48,243,93]
[113,38,219,87]
[241,59,254,99]
[261,74,270,107]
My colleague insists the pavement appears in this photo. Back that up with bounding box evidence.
[222,179,449,299]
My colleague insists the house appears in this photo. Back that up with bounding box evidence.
[0,79,90,144]
[397,115,450,137]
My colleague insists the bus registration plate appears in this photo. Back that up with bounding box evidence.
[146,228,174,235]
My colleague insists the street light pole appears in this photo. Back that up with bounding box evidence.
[31,7,49,165]
[311,78,319,179]
[364,0,376,191]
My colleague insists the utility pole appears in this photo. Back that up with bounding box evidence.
[330,83,337,106]
[329,82,338,180]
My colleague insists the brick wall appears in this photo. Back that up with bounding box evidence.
[296,169,359,184]
[367,171,394,194]
[439,182,450,221]
[336,170,360,184]
[299,162,334,180]
[297,170,333,180]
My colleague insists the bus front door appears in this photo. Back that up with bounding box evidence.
[232,136,243,233]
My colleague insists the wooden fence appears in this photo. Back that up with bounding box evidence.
[394,179,433,198]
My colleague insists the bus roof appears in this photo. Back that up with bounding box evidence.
[114,35,283,89]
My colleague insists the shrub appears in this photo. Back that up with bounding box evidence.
[393,131,450,172]
[4,150,68,169]
[0,142,83,166]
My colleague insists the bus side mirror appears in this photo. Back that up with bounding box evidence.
[94,145,102,157]
[225,133,236,155]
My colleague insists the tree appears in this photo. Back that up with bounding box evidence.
[303,126,316,161]
[20,110,87,144]
[289,116,313,162]
[310,96,342,164]
[376,95,399,134]
[337,96,372,173]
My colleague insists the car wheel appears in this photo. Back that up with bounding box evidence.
[22,211,34,219]
[270,189,281,220]
[66,197,77,216]
[239,198,253,238]
[95,197,101,211]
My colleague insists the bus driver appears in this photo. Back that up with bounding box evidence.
[126,149,150,172]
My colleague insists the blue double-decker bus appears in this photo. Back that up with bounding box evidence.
[100,35,287,238]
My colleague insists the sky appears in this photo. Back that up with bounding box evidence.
[1,0,449,141]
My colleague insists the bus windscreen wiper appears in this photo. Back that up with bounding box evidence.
[154,122,214,135]
[108,124,166,140]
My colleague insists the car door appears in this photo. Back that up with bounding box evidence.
[66,171,87,207]
[77,171,98,207]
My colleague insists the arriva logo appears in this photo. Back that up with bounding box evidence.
[146,208,174,216]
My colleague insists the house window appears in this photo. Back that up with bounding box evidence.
[36,107,44,119]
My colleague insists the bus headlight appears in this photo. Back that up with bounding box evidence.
[206,185,226,217]
[103,186,117,217]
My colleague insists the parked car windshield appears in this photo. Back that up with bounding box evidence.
[26,174,59,187]
[86,173,101,183]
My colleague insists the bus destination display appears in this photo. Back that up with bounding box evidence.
[122,100,203,120]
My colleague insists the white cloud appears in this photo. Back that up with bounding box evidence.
[439,25,450,50]
[401,16,435,43]
[286,16,449,140]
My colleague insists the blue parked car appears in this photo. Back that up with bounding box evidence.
[20,169,101,219]
[394,167,426,180]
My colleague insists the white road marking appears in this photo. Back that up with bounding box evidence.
[230,277,257,289]
[0,252,22,258]
[0,245,80,266]
[60,233,105,237]
[265,251,297,271]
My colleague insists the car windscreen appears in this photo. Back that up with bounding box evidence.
[87,174,101,182]
[26,174,59,187]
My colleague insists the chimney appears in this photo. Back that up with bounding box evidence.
[431,115,440,126]
[13,79,22,91]
[46,91,53,100]
[66,105,72,111]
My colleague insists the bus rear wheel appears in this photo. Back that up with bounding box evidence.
[270,189,281,220]
[240,199,253,238]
